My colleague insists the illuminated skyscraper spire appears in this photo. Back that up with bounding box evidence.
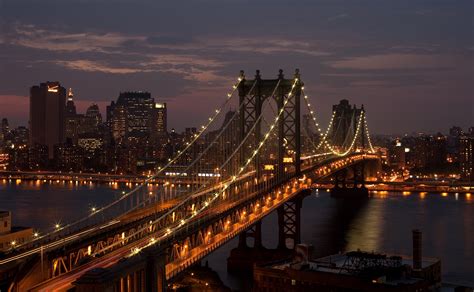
[67,88,74,102]
[66,87,76,116]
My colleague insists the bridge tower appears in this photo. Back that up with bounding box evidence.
[238,69,303,179]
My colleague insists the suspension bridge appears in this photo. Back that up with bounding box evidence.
[0,69,380,292]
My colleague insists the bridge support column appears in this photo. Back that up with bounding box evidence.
[146,251,167,292]
[277,197,302,250]
[331,162,368,198]
[238,220,262,249]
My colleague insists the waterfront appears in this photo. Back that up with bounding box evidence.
[0,181,473,288]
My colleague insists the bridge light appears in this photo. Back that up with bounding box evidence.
[91,207,96,212]
[34,232,39,237]
[55,223,60,229]
[11,241,16,246]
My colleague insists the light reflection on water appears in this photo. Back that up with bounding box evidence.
[204,190,474,289]
[0,182,472,286]
[344,197,384,252]
[0,180,176,232]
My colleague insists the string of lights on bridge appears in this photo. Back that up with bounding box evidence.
[5,72,378,266]
[122,78,301,257]
[301,89,375,156]
[20,74,246,244]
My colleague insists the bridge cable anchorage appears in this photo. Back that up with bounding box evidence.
[98,77,300,258]
[3,75,245,259]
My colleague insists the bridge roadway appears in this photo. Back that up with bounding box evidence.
[8,153,378,291]
[0,170,215,185]
[0,171,256,267]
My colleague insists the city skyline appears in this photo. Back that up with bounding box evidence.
[0,82,471,137]
[0,2,473,289]
[0,0,473,134]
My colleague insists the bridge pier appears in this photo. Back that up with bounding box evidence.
[238,220,262,249]
[331,163,369,198]
[277,196,302,250]
[146,252,166,292]
[74,249,167,292]
[227,189,310,274]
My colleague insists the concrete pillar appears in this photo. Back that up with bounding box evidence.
[145,253,166,292]
[277,205,286,249]
[238,232,247,248]
[254,220,263,249]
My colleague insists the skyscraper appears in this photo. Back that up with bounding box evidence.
[65,88,80,143]
[85,104,102,128]
[0,118,8,146]
[29,81,66,158]
[460,134,473,181]
[108,92,156,142]
[151,102,167,141]
[65,88,76,116]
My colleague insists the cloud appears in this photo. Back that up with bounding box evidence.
[327,53,456,70]
[52,54,226,82]
[4,23,333,84]
[54,60,150,74]
[327,13,348,22]
[7,24,145,54]
[207,38,331,57]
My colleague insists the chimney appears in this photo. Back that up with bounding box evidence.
[412,229,422,270]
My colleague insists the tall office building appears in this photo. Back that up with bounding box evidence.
[110,104,127,141]
[151,102,167,141]
[460,134,473,181]
[65,88,76,116]
[65,88,80,143]
[108,92,159,142]
[85,104,102,128]
[29,82,66,158]
[0,118,8,146]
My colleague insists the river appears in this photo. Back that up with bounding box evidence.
[0,181,473,288]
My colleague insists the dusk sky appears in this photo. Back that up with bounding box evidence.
[0,0,472,134]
